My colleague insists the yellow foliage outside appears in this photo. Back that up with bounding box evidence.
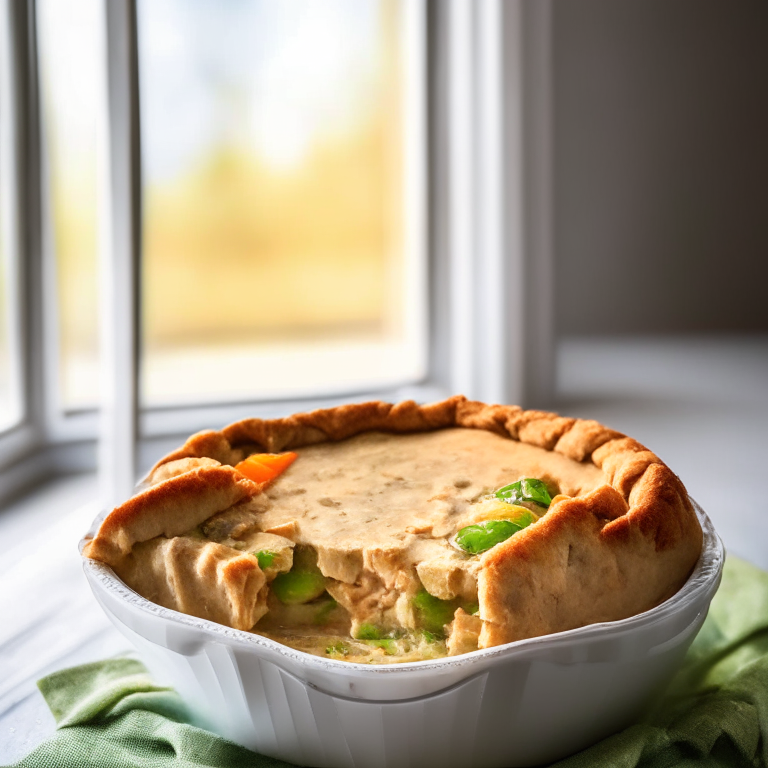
[47,0,407,406]
[52,107,403,365]
[143,109,403,349]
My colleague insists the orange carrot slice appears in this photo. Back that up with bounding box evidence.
[235,452,297,485]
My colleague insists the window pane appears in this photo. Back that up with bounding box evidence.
[138,0,426,405]
[37,0,101,410]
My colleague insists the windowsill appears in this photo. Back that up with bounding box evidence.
[0,473,98,557]
[2,333,767,761]
[554,333,768,572]
[0,474,128,764]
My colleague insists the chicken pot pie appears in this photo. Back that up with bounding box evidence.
[82,397,703,664]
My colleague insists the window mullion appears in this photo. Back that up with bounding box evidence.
[516,0,555,408]
[438,0,554,409]
[99,0,141,507]
[446,0,476,399]
[475,0,505,405]
[0,0,28,436]
[1,0,47,442]
[0,0,49,502]
[33,0,71,445]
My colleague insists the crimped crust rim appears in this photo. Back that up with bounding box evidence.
[148,394,694,545]
[84,395,703,647]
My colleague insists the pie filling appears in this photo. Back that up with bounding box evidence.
[159,428,607,664]
[84,399,703,666]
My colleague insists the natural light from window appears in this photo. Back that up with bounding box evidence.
[36,0,425,413]
[37,0,101,411]
[138,0,426,405]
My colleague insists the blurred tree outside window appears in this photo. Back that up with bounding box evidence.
[139,0,424,405]
[37,0,425,413]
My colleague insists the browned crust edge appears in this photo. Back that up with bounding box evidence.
[148,396,694,548]
[86,396,703,644]
[83,465,260,566]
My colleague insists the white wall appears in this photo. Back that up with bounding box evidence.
[552,0,768,335]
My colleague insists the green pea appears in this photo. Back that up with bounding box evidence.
[355,623,387,640]
[494,478,552,509]
[412,589,458,635]
[253,550,276,569]
[271,570,327,605]
[455,519,523,555]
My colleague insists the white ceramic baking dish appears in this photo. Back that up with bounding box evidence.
[81,501,723,768]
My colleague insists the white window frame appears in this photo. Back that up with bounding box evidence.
[0,1,25,438]
[0,0,48,502]
[0,0,555,509]
[430,0,554,406]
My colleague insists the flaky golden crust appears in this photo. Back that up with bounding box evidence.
[114,537,268,631]
[83,465,260,566]
[478,475,701,646]
[87,396,702,645]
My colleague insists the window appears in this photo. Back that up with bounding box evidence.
[0,0,555,507]
[37,0,102,412]
[37,0,427,413]
[138,0,427,406]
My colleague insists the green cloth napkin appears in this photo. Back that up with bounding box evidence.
[8,656,290,768]
[8,557,768,768]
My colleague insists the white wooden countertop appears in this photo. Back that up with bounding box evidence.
[2,335,766,763]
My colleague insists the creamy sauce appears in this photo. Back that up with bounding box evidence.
[243,429,606,663]
[252,627,449,664]
[257,428,604,580]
